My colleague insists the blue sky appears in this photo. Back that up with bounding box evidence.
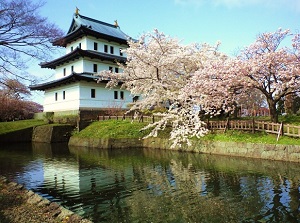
[30,0,300,102]
[36,0,300,54]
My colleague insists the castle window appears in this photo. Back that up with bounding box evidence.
[115,67,119,73]
[63,91,66,100]
[104,45,108,53]
[71,65,74,72]
[110,46,114,54]
[114,91,118,99]
[91,89,96,98]
[94,42,98,51]
[71,46,73,51]
[79,43,81,49]
[63,68,66,76]
[55,92,58,101]
[120,91,124,100]
[109,66,113,72]
[119,48,123,56]
[133,96,139,102]
[93,64,98,72]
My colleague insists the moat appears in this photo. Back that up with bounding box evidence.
[0,142,299,222]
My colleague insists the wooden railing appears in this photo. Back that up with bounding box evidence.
[98,114,159,123]
[206,119,300,139]
[98,115,300,139]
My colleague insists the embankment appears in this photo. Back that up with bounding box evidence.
[69,136,300,163]
[0,125,74,143]
[0,176,92,223]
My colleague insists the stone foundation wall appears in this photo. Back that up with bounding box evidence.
[32,125,74,143]
[69,136,300,163]
[0,128,33,143]
[0,125,74,143]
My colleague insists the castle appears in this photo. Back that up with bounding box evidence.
[30,10,134,116]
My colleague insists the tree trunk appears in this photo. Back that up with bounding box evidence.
[267,99,278,123]
[284,93,295,115]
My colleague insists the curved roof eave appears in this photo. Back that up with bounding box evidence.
[29,73,109,91]
[40,48,126,69]
[53,26,130,47]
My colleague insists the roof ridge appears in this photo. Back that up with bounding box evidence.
[78,14,117,28]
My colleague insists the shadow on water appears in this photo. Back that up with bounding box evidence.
[0,143,299,222]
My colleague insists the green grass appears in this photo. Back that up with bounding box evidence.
[202,130,300,145]
[74,120,300,146]
[0,119,46,135]
[73,120,151,139]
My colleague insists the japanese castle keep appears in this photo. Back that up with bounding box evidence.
[30,10,133,117]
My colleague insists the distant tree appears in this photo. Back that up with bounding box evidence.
[0,0,63,81]
[0,79,42,121]
[236,29,300,123]
[1,78,31,99]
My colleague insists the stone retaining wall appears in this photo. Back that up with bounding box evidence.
[69,137,300,163]
[0,125,74,143]
[32,125,74,143]
[0,127,33,143]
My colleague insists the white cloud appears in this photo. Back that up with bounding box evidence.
[174,0,300,11]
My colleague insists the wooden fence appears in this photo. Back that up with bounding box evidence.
[98,115,300,139]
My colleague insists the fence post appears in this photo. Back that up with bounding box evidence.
[152,115,155,123]
[207,118,210,130]
[277,122,283,141]
[123,114,125,120]
[252,118,255,133]
[281,122,284,136]
[224,117,229,133]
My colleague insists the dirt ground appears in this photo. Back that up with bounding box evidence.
[0,176,92,223]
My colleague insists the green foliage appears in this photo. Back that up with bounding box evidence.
[0,119,46,135]
[279,115,300,125]
[43,112,54,124]
[203,130,300,145]
[73,120,152,139]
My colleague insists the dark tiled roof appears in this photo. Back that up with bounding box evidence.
[29,72,102,91]
[53,14,131,47]
[40,48,126,69]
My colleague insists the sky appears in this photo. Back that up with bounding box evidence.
[29,0,300,103]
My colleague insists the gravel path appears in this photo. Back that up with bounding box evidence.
[0,176,93,223]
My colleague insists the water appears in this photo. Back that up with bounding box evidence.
[0,142,299,223]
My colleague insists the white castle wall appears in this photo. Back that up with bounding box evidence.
[43,82,132,112]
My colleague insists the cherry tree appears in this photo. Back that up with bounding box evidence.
[236,29,300,123]
[98,29,227,147]
[0,79,42,121]
[183,57,242,118]
[235,88,267,116]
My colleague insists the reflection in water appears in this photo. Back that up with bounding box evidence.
[0,143,299,222]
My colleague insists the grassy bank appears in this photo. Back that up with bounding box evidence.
[0,119,46,135]
[73,120,150,138]
[74,120,300,146]
[203,130,300,145]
